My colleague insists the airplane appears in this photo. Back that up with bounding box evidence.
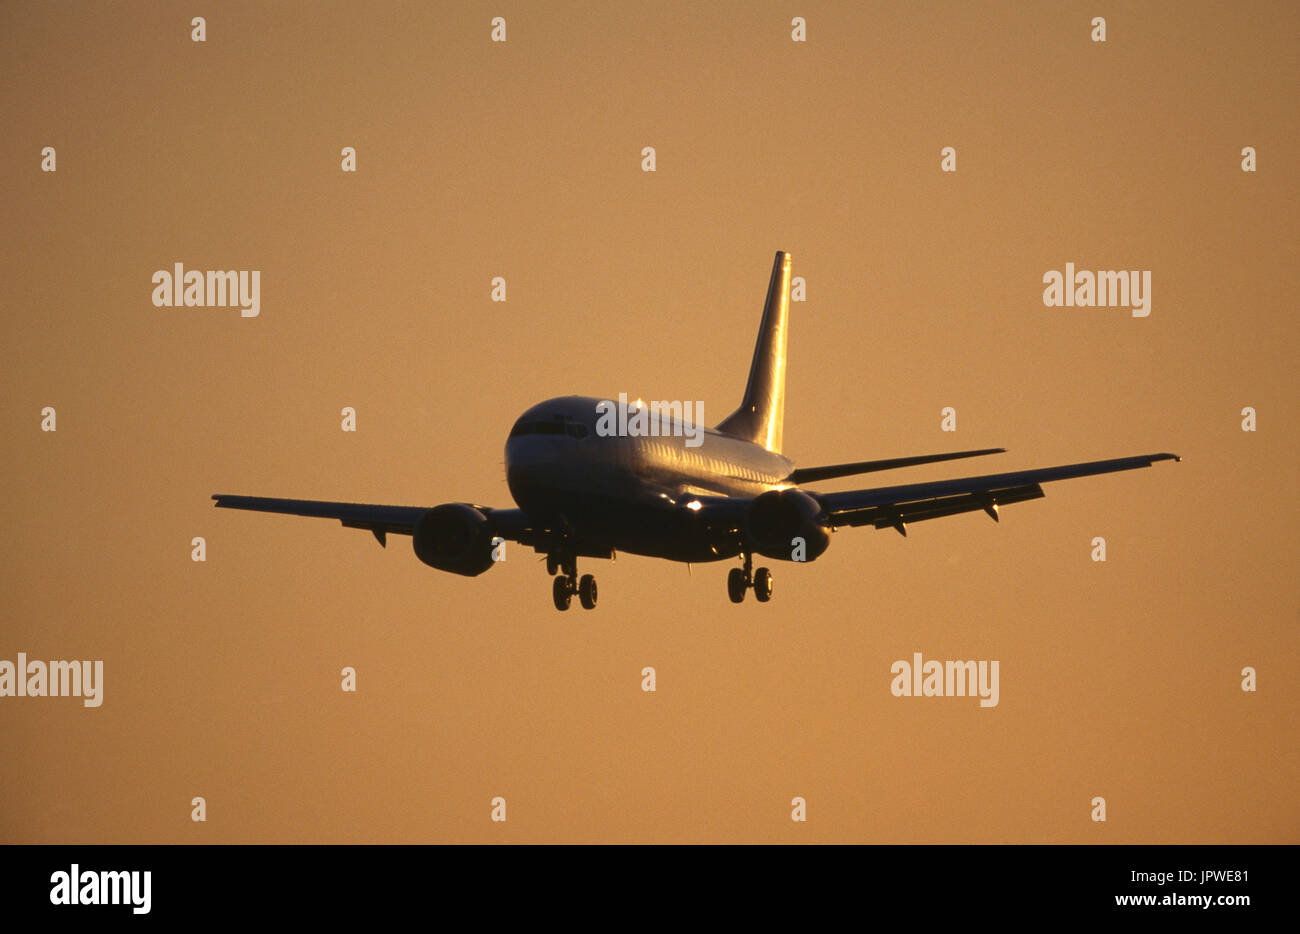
[213,251,1179,611]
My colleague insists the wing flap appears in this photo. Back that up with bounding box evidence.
[830,483,1045,534]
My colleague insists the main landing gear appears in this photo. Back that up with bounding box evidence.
[727,552,773,604]
[548,553,597,611]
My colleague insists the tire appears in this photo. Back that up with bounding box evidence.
[579,574,598,610]
[727,567,747,603]
[754,566,773,602]
[552,575,572,611]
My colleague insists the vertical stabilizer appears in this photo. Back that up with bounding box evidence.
[716,251,791,453]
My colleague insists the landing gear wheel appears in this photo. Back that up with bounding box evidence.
[754,566,773,602]
[552,575,572,611]
[727,567,747,603]
[579,574,598,610]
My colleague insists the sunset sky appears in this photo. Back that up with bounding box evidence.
[2,1,1295,842]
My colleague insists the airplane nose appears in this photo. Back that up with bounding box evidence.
[504,435,526,469]
[504,434,552,473]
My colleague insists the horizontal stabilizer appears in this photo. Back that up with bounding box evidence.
[789,448,1005,485]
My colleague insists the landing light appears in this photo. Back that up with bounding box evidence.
[686,500,702,512]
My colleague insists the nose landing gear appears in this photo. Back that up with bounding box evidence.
[727,552,773,604]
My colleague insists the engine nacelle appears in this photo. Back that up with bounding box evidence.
[412,503,497,576]
[747,489,831,562]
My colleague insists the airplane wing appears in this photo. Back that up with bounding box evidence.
[210,495,536,547]
[811,452,1180,536]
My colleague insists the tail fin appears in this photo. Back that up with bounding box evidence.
[716,251,791,453]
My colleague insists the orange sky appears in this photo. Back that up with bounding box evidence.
[1,1,1295,843]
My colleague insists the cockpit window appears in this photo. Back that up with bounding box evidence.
[510,418,587,439]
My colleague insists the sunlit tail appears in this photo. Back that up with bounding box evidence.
[716,251,791,453]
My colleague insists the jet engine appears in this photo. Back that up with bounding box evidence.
[412,503,498,576]
[747,489,831,561]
